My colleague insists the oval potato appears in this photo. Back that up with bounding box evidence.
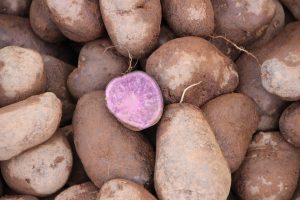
[55,182,97,200]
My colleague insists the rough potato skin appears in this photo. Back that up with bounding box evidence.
[0,46,46,107]
[155,103,231,200]
[97,179,157,200]
[280,0,300,20]
[100,0,162,58]
[162,0,214,37]
[73,91,155,188]
[0,92,62,161]
[55,182,98,200]
[67,39,128,99]
[1,132,73,197]
[0,0,31,16]
[46,0,104,42]
[279,102,300,147]
[146,37,239,106]
[233,132,300,200]
[30,0,64,43]
[0,196,38,200]
[202,93,259,172]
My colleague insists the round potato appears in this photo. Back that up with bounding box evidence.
[202,93,259,172]
[98,179,157,200]
[155,103,231,200]
[146,36,239,106]
[0,0,31,16]
[0,46,46,107]
[162,0,214,37]
[0,92,62,161]
[67,39,128,99]
[1,132,73,197]
[280,0,300,20]
[233,131,300,200]
[30,0,64,43]
[55,182,97,200]
[46,0,104,42]
[0,196,38,200]
[73,91,155,188]
[100,0,162,58]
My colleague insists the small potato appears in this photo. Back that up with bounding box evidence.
[1,132,73,197]
[73,91,155,188]
[155,103,231,200]
[202,93,259,172]
[162,0,214,37]
[98,179,157,200]
[67,39,128,99]
[30,0,64,43]
[100,0,162,58]
[146,36,239,106]
[280,0,300,20]
[0,0,31,16]
[55,182,97,200]
[0,92,62,161]
[0,46,46,107]
[46,0,104,42]
[0,196,38,200]
[233,132,300,200]
[279,102,300,147]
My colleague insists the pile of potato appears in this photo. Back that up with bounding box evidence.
[0,0,300,200]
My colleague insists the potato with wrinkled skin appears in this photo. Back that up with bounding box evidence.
[233,132,300,200]
[55,182,97,200]
[146,36,239,107]
[280,0,300,20]
[97,179,157,200]
[1,132,73,197]
[0,196,38,200]
[73,91,155,188]
[67,39,128,99]
[0,92,62,161]
[0,0,31,16]
[100,0,162,58]
[155,103,231,200]
[46,0,104,42]
[202,93,259,172]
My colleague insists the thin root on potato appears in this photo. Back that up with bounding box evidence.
[180,81,202,103]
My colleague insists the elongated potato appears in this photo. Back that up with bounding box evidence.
[155,103,231,200]
[0,196,38,200]
[0,92,62,161]
[55,182,98,200]
[280,0,300,20]
[0,0,31,16]
[73,91,155,188]
[146,36,239,106]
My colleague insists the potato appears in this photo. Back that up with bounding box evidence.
[73,91,155,188]
[233,132,300,200]
[0,196,38,200]
[46,0,104,42]
[55,182,97,200]
[155,103,231,200]
[30,0,64,43]
[280,0,300,20]
[67,39,128,99]
[0,92,61,161]
[146,36,239,107]
[0,46,46,107]
[210,38,241,61]
[1,131,73,197]
[43,55,75,123]
[162,0,214,37]
[98,179,157,200]
[279,102,300,147]
[202,93,259,172]
[0,0,31,16]
[100,0,162,58]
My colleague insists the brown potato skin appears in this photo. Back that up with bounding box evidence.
[202,93,259,172]
[55,182,98,200]
[279,102,300,147]
[233,132,300,200]
[30,0,64,43]
[155,103,231,200]
[162,0,214,37]
[209,38,241,61]
[280,0,300,20]
[0,196,38,200]
[67,39,128,99]
[73,91,155,188]
[146,36,239,107]
[97,179,157,200]
[0,0,31,16]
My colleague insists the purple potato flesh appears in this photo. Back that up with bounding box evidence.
[105,71,164,131]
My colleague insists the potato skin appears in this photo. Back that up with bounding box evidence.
[100,0,162,58]
[0,46,46,107]
[67,39,128,99]
[55,182,98,200]
[98,179,157,200]
[73,91,155,188]
[280,0,300,20]
[0,0,31,16]
[146,36,239,106]
[155,103,231,200]
[0,196,38,200]
[233,132,300,200]
[1,132,73,197]
[202,93,259,172]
